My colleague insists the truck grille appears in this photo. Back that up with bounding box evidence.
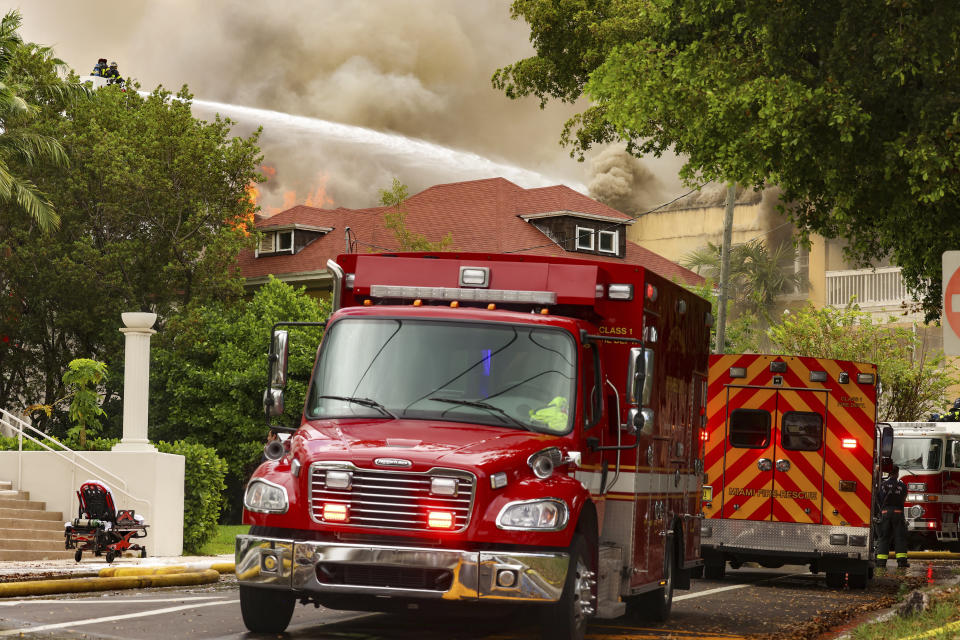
[309,464,475,532]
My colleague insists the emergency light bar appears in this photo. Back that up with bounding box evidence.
[370,284,556,305]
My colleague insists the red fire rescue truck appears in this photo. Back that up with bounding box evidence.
[886,422,960,550]
[236,252,711,639]
[701,354,892,589]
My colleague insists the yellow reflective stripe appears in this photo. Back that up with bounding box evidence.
[896,553,909,558]
[876,554,888,559]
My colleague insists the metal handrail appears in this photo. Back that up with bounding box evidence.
[1,409,151,515]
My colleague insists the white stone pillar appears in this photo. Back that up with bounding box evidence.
[113,312,158,452]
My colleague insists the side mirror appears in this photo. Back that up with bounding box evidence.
[263,388,285,417]
[627,348,643,405]
[641,349,654,406]
[269,330,289,388]
[879,424,894,459]
[626,407,655,436]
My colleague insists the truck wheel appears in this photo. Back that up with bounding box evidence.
[239,584,296,633]
[704,560,725,580]
[825,571,845,589]
[541,533,595,640]
[848,570,869,589]
[627,536,674,622]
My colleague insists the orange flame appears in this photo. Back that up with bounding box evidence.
[245,165,334,217]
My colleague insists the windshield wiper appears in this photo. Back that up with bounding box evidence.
[315,395,397,419]
[429,397,532,431]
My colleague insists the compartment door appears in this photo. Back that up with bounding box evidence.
[722,387,777,521]
[771,389,827,524]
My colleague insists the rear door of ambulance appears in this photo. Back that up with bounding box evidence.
[707,355,828,525]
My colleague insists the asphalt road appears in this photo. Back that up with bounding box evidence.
[0,563,944,639]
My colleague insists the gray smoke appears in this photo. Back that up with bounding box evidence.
[20,1,686,210]
[587,148,667,217]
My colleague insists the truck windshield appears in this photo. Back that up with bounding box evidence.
[892,437,942,470]
[307,318,577,433]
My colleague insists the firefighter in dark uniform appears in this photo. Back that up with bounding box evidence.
[876,464,909,569]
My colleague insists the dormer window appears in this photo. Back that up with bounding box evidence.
[575,226,595,251]
[258,230,294,255]
[598,230,618,254]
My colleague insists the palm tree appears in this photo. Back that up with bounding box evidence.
[682,238,805,320]
[0,10,87,232]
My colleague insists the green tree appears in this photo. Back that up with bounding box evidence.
[684,282,762,354]
[379,178,452,251]
[682,238,804,322]
[150,277,328,521]
[767,303,954,421]
[494,0,960,319]
[61,358,108,449]
[0,77,262,435]
[0,10,88,231]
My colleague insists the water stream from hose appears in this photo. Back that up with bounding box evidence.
[190,98,586,192]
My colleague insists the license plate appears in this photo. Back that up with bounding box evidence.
[702,486,713,502]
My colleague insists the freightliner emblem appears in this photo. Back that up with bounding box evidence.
[375,458,412,468]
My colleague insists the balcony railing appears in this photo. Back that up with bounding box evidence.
[825,266,909,309]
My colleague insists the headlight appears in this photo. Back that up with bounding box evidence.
[908,482,927,492]
[244,479,289,514]
[496,498,568,531]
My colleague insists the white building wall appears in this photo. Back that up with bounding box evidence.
[0,450,184,556]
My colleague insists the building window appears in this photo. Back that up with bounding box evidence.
[258,230,295,255]
[598,230,618,254]
[575,226,595,251]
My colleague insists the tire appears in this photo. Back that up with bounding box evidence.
[848,571,869,589]
[540,533,595,640]
[628,536,675,622]
[704,560,725,580]
[825,571,845,589]
[106,550,115,564]
[74,549,82,563]
[240,584,297,633]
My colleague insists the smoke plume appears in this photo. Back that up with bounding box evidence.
[19,1,686,210]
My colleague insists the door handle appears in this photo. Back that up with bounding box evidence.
[776,459,791,472]
[757,458,773,472]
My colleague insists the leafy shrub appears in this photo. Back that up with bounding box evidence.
[156,440,227,554]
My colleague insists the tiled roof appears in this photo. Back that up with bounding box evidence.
[238,177,703,286]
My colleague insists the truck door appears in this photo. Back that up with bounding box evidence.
[721,386,827,524]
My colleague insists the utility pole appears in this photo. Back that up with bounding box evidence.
[715,184,736,353]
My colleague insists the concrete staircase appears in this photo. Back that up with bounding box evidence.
[0,479,73,561]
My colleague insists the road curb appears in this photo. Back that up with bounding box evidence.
[0,568,221,598]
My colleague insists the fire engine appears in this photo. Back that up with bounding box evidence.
[236,252,711,639]
[701,354,891,589]
[885,422,960,550]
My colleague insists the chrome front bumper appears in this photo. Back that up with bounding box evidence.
[236,534,569,603]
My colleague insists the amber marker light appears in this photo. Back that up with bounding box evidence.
[427,510,455,529]
[842,438,857,449]
[487,303,496,310]
[540,308,549,315]
[363,299,372,306]
[450,301,459,308]
[323,503,349,522]
[413,299,422,307]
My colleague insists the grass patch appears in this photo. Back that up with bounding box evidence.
[196,524,249,556]
[851,586,960,640]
